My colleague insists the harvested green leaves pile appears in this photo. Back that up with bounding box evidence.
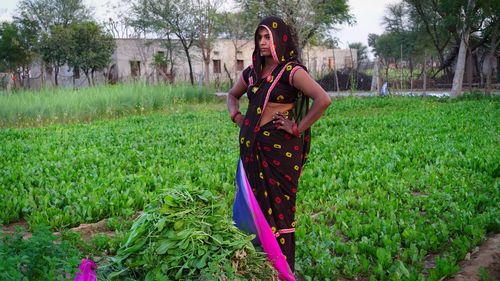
[101,186,276,280]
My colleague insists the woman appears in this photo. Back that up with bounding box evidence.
[227,16,331,280]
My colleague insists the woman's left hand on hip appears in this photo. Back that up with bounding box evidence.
[273,112,295,135]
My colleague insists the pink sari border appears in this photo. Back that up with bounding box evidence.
[260,25,279,64]
[236,159,296,281]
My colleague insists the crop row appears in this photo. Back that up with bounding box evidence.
[1,96,498,280]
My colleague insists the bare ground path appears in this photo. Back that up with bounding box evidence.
[446,233,500,281]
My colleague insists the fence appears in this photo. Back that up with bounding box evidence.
[313,56,499,93]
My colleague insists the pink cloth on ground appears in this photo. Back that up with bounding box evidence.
[74,259,97,281]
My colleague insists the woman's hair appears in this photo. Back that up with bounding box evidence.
[252,16,300,78]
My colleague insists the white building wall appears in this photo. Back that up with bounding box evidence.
[20,38,357,89]
[115,38,357,83]
[23,59,107,89]
[302,46,357,78]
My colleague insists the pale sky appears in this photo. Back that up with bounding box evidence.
[1,0,398,58]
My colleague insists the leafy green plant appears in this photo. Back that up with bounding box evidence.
[92,234,112,252]
[427,256,460,281]
[106,217,134,232]
[452,91,499,101]
[0,225,81,281]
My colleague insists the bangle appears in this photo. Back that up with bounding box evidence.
[292,123,301,137]
[231,110,241,122]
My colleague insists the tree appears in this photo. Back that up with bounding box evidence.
[367,1,437,91]
[348,42,368,69]
[372,32,400,80]
[367,33,378,48]
[368,33,380,55]
[152,48,174,83]
[451,0,476,97]
[404,0,458,77]
[219,11,253,85]
[194,0,223,84]
[101,1,137,38]
[383,2,412,34]
[103,17,135,39]
[39,25,72,86]
[15,0,92,87]
[404,0,499,79]
[480,0,500,94]
[16,0,91,31]
[380,2,435,89]
[0,20,38,89]
[236,0,353,56]
[0,23,26,75]
[67,21,116,86]
[123,1,162,84]
[131,0,197,85]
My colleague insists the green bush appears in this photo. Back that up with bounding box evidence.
[0,225,81,281]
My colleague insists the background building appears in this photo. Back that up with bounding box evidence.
[113,38,357,85]
[19,38,357,89]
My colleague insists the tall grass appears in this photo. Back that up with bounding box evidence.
[0,83,219,127]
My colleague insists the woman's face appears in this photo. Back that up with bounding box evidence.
[258,27,271,57]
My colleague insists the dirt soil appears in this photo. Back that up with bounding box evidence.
[0,219,115,241]
[0,219,31,239]
[55,219,115,241]
[446,233,500,281]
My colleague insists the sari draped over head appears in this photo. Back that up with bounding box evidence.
[232,16,311,281]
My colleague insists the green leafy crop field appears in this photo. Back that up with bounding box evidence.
[0,95,498,280]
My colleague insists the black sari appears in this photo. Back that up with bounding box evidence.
[232,17,311,280]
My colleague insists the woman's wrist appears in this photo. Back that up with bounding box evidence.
[292,123,301,137]
[230,110,242,122]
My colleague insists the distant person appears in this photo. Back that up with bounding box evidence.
[226,16,331,280]
[381,81,390,96]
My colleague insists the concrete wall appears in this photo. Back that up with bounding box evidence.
[114,38,357,83]
[16,60,107,90]
[18,38,357,89]
[302,46,357,78]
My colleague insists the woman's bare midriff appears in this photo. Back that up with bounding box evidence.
[259,102,294,127]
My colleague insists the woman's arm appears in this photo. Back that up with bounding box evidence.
[227,75,248,127]
[293,69,331,133]
[275,68,331,134]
